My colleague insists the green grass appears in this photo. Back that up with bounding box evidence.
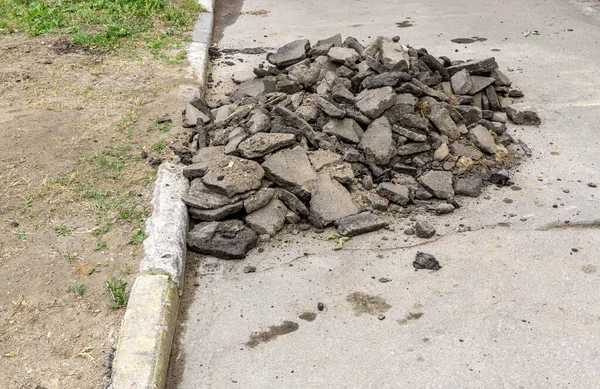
[55,225,74,235]
[150,121,172,133]
[66,283,85,296]
[11,230,26,240]
[93,240,107,251]
[105,278,127,309]
[128,229,147,245]
[151,140,165,152]
[0,0,205,53]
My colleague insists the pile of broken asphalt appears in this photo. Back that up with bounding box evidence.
[178,34,541,261]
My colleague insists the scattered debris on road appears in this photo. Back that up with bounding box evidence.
[413,251,441,270]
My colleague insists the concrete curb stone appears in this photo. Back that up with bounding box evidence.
[110,1,215,387]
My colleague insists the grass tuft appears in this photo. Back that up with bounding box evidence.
[105,278,127,308]
[66,283,85,296]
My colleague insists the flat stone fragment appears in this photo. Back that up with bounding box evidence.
[232,69,256,84]
[244,188,275,213]
[262,146,317,200]
[191,146,226,165]
[415,220,436,238]
[308,149,344,171]
[267,39,310,67]
[413,251,441,270]
[419,170,454,199]
[354,86,397,119]
[201,156,264,197]
[323,118,363,144]
[224,127,248,155]
[397,142,431,156]
[490,69,511,86]
[450,69,473,95]
[315,96,346,118]
[276,189,309,218]
[454,105,482,126]
[183,179,234,210]
[355,191,389,211]
[288,59,322,87]
[248,112,271,134]
[237,133,296,158]
[188,201,244,221]
[361,71,412,89]
[505,104,541,125]
[433,143,450,161]
[428,104,461,140]
[468,125,497,154]
[233,78,265,98]
[309,174,359,228]
[469,76,495,95]
[272,105,316,141]
[378,37,410,69]
[245,198,288,236]
[331,84,355,104]
[454,176,483,197]
[336,212,389,237]
[446,57,498,76]
[359,117,396,165]
[450,141,484,160]
[322,162,354,185]
[376,182,410,205]
[393,126,427,142]
[187,220,258,260]
[183,103,210,127]
[409,79,450,102]
[328,47,360,64]
[428,203,455,215]
[398,114,429,131]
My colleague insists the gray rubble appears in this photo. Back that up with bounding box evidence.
[178,34,539,259]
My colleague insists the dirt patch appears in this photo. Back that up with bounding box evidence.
[245,320,299,348]
[298,312,317,322]
[397,312,424,325]
[0,33,194,389]
[346,292,391,316]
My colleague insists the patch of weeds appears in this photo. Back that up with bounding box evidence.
[64,250,77,261]
[55,225,74,236]
[23,197,33,207]
[91,222,112,237]
[93,153,125,172]
[116,109,140,135]
[128,229,147,245]
[11,230,26,241]
[119,204,149,225]
[105,278,128,309]
[87,267,100,275]
[93,240,108,252]
[66,283,85,296]
[150,121,172,133]
[151,141,166,152]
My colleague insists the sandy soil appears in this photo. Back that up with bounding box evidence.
[0,34,196,389]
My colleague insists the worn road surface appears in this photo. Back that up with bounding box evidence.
[167,0,600,387]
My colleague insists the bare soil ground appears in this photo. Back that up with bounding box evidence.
[0,33,194,389]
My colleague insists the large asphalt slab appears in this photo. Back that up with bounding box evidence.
[167,0,600,387]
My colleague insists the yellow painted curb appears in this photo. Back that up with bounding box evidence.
[110,274,179,389]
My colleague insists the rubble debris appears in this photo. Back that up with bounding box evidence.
[415,220,436,238]
[413,251,441,270]
[179,34,539,259]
